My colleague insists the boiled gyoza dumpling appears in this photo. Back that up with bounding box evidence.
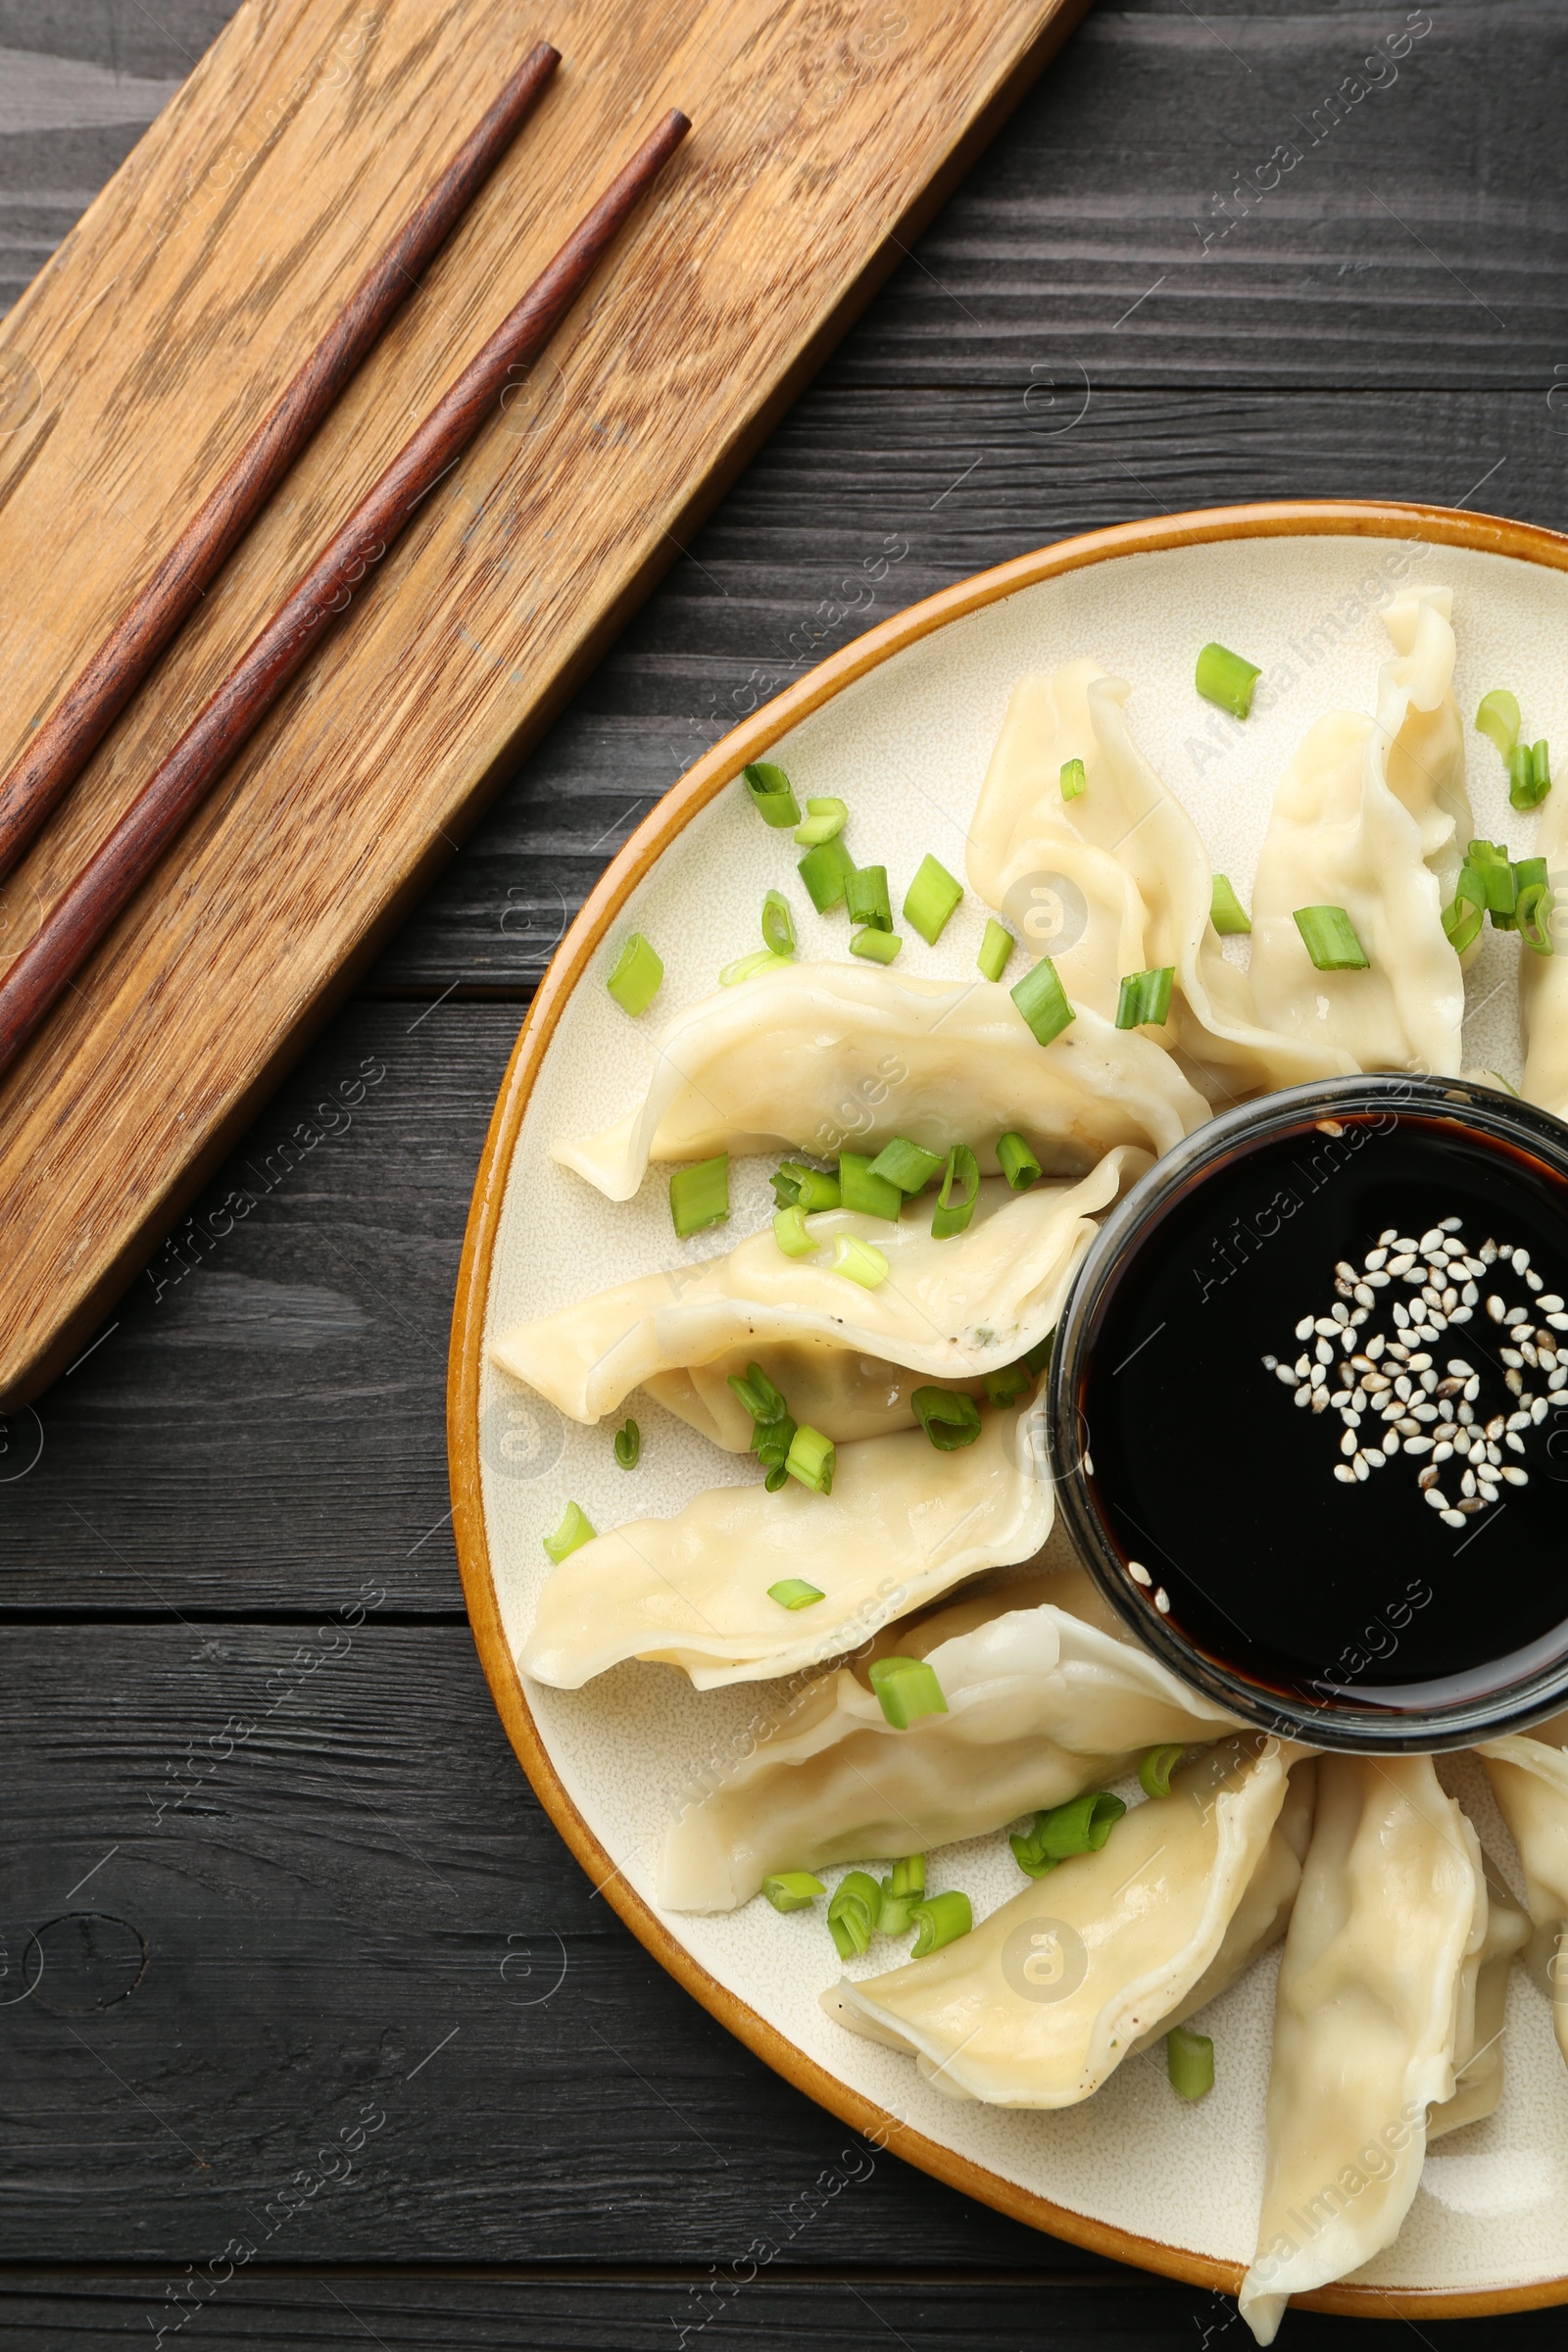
[1520,784,1568,1118]
[966,662,1351,1097]
[827,1736,1297,2106]
[1238,1753,1486,2346]
[1250,588,1468,1076]
[493,1152,1142,1427]
[1428,1847,1528,2139]
[520,1393,1052,1690]
[658,1568,1243,1910]
[1479,1733,1568,2066]
[554,960,1209,1201]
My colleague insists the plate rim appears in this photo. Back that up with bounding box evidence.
[448,497,1568,2319]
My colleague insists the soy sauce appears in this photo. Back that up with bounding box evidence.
[1079,1110,1568,1712]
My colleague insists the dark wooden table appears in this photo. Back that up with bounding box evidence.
[3,3,1565,2342]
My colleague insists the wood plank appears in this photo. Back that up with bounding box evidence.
[369,383,1565,989]
[0,1001,514,1614]
[7,2274,1562,2350]
[0,0,1092,1405]
[828,0,1568,390]
[0,1622,1096,2272]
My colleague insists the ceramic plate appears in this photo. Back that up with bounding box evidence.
[449,502,1568,2320]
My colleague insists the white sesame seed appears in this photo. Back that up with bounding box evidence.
[1540,1293,1565,1313]
[1352,1455,1369,1481]
[1461,1283,1479,1305]
[1507,1432,1527,1454]
[1341,1429,1358,1456]
[1363,1372,1391,1393]
[1449,1306,1474,1323]
[1424,1489,1447,1511]
[1447,1358,1474,1377]
[1507,1410,1531,1430]
[1395,1237,1418,1252]
[1296,1315,1314,1341]
[1362,1448,1386,1469]
[1393,1302,1410,1328]
[1441,1216,1464,1233]
[1407,1352,1433,1369]
[1419,1228,1444,1250]
[1334,1463,1355,1484]
[1388,1253,1415,1276]
[1154,1587,1171,1614]
[1403,1268,1426,1287]
[1420,1369,1439,1393]
[1367,1335,1387,1359]
[1379,1227,1397,1246]
[1551,1368,1568,1392]
[1442,1510,1467,1528]
[1365,1248,1389,1271]
[1482,1240,1498,1262]
[1514,1248,1532,1274]
[1384,1432,1401,1454]
[1488,1296,1506,1322]
[1332,1301,1351,1326]
[1506,1305,1530,1327]
[1296,1354,1311,1377]
[1295,1385,1311,1408]
[1412,1404,1440,1424]
[1128,1560,1152,1585]
[1406,1436,1434,1456]
[1418,1464,1440,1487]
[1529,1269,1544,1292]
[1506,1370,1525,1396]
[1365,1270,1392,1289]
[1461,1468,1477,1496]
[1549,1314,1568,1332]
[1501,1348,1525,1369]
[1486,1442,1503,1464]
[1501,1466,1530,1486]
[1464,1377,1480,1401]
[1354,1284,1375,1307]
[1315,1338,1333,1365]
[1442,1290,1458,1313]
[1434,1441,1453,1461]
[1311,1391,1329,1413]
[1523,1344,1541,1367]
[1533,1396,1549,1424]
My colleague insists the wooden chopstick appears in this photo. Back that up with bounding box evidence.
[0,108,690,1086]
[0,39,562,887]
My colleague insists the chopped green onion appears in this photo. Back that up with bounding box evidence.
[1139,1742,1185,1799]
[903,854,964,945]
[721,948,791,985]
[613,1418,641,1470]
[1196,641,1261,718]
[839,1152,903,1221]
[763,1870,824,1911]
[1519,881,1555,956]
[1010,1789,1126,1879]
[771,1160,841,1212]
[1166,2024,1215,2101]
[728,1361,790,1426]
[911,1388,982,1450]
[908,1890,972,1958]
[1209,874,1251,936]
[1475,689,1522,759]
[543,1501,596,1563]
[1059,757,1087,802]
[761,889,797,958]
[773,1204,817,1256]
[984,1363,1032,1407]
[670,1153,730,1237]
[1011,956,1075,1048]
[794,796,848,848]
[868,1137,946,1194]
[1293,905,1369,971]
[728,1362,797,1491]
[996,1131,1041,1190]
[830,1235,889,1289]
[743,760,800,828]
[1023,1329,1055,1378]
[1443,895,1485,956]
[1465,840,1519,924]
[976,917,1015,983]
[931,1143,979,1240]
[868,1655,949,1730]
[851,925,903,963]
[606,932,663,1016]
[845,864,892,932]
[826,1870,880,1959]
[875,1853,927,1936]
[1115,965,1175,1030]
[785,1423,835,1495]
[1510,739,1552,810]
[798,835,855,913]
[768,1579,824,1611]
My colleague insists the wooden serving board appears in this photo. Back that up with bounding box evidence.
[0,0,1090,1404]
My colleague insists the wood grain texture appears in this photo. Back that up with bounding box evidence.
[0,0,1091,1405]
[0,103,689,1076]
[4,0,1566,2337]
[0,38,560,884]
